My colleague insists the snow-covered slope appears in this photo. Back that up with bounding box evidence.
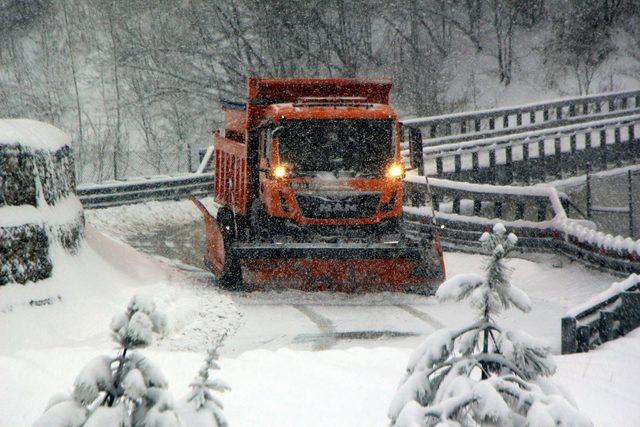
[0,223,240,354]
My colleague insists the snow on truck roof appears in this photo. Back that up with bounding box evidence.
[266,102,397,121]
[0,119,71,151]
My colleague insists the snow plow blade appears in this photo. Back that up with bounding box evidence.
[192,197,445,294]
[225,242,444,293]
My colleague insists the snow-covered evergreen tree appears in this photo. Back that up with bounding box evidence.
[34,295,183,427]
[177,337,230,427]
[388,223,592,427]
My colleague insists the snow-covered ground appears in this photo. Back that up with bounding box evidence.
[2,198,639,426]
[3,330,639,426]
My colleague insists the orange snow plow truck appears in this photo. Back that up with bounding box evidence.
[193,77,444,293]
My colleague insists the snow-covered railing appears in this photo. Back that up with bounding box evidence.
[401,89,640,141]
[77,173,214,209]
[416,112,640,185]
[561,274,640,354]
[403,178,640,276]
[403,178,567,252]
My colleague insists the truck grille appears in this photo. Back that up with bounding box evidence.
[295,191,381,219]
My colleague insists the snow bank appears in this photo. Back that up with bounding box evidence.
[0,119,70,151]
[86,197,214,237]
[0,224,239,353]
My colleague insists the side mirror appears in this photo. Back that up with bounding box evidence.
[406,125,424,176]
[272,126,284,138]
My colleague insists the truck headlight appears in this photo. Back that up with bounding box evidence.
[273,165,288,179]
[387,163,404,179]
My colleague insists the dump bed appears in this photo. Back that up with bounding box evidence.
[246,77,392,128]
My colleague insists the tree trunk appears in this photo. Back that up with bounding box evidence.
[62,1,85,181]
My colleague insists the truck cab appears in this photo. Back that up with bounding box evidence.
[252,97,405,238]
[214,78,405,240]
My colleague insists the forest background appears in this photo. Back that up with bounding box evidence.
[2,0,639,182]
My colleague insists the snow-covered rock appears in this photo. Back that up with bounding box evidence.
[0,119,83,286]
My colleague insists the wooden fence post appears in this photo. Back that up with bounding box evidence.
[629,124,638,161]
[505,146,513,184]
[555,137,562,179]
[586,162,592,219]
[489,150,496,184]
[628,170,634,238]
[585,132,593,169]
[600,129,608,170]
[474,199,482,216]
[494,200,503,218]
[538,140,546,182]
[561,316,577,354]
[570,134,577,175]
[522,143,530,184]
[615,127,622,167]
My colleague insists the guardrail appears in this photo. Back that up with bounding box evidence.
[415,113,640,185]
[561,274,640,354]
[402,89,640,141]
[77,173,214,209]
[403,177,640,276]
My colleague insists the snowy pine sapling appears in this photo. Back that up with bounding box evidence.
[34,295,183,426]
[388,223,592,427]
[177,336,230,427]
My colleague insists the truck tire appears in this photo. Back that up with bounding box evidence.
[218,241,244,290]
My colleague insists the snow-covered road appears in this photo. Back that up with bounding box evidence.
[86,201,616,356]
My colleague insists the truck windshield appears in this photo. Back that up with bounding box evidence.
[277,119,393,178]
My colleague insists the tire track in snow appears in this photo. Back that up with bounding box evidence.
[394,304,445,330]
[291,304,337,351]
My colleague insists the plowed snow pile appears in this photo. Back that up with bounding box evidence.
[0,222,240,354]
